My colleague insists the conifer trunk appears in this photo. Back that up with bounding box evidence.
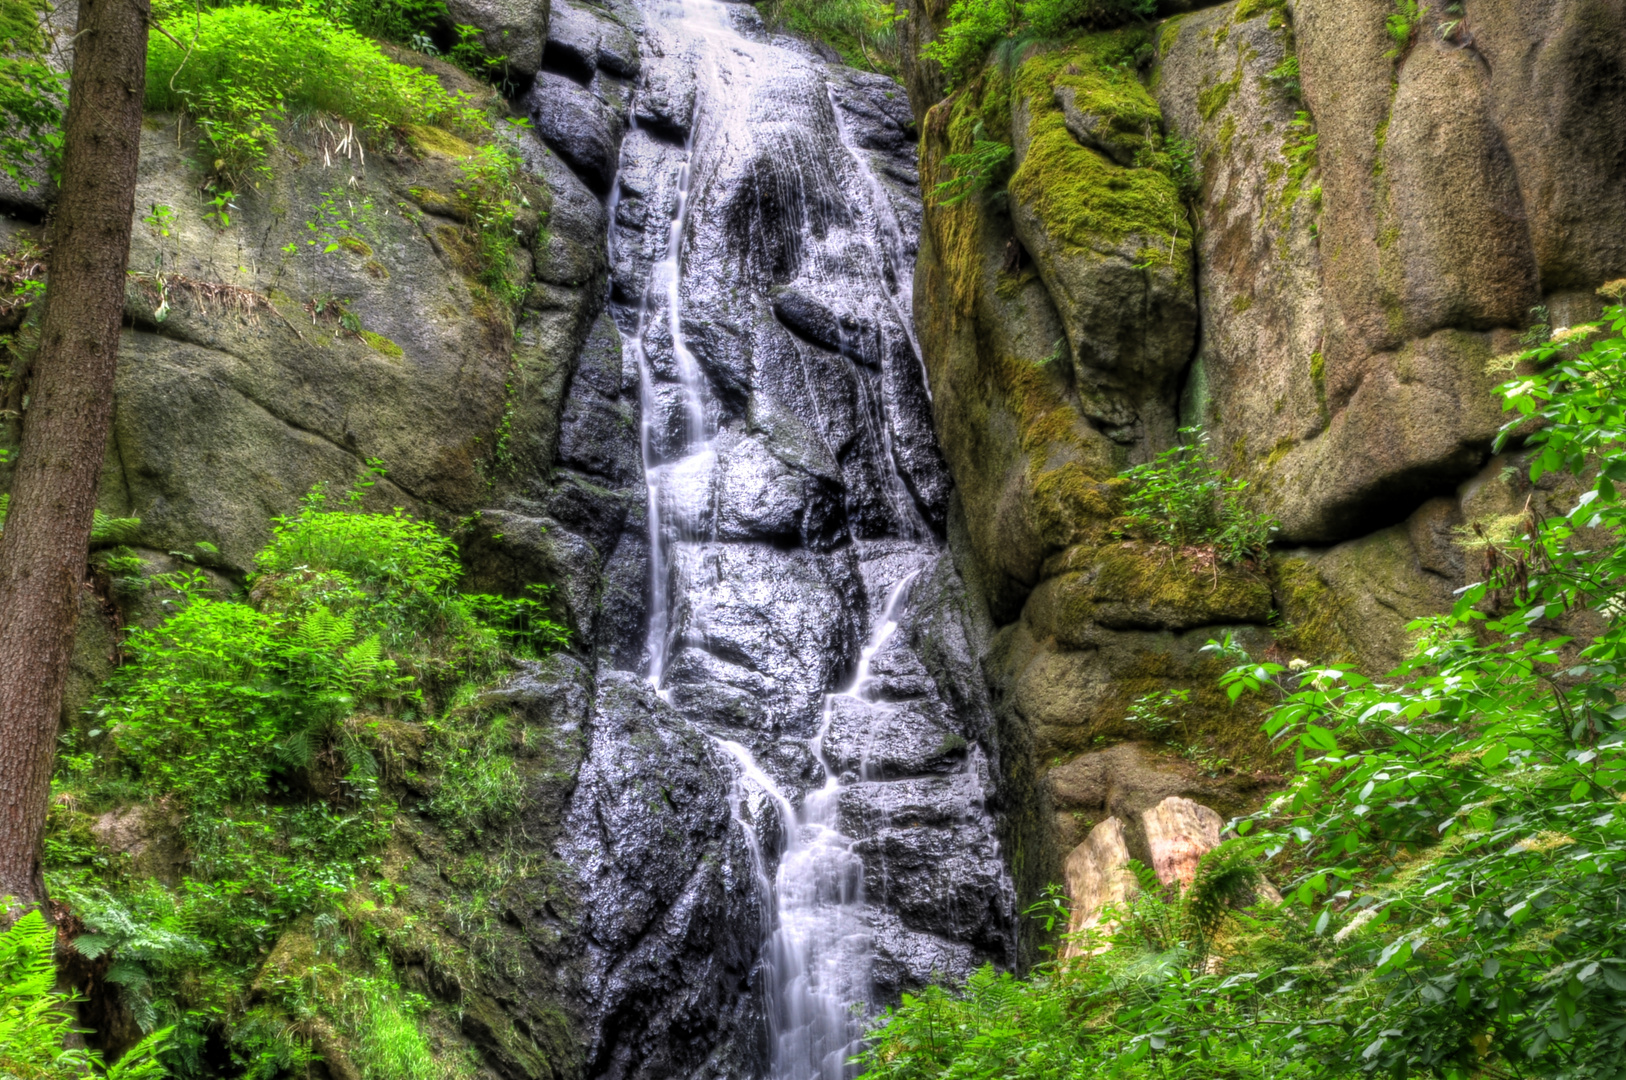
[0,0,149,919]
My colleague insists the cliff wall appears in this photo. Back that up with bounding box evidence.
[902,0,1626,914]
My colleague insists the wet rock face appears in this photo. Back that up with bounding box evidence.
[560,673,770,1080]
[555,0,1018,1068]
[527,71,623,195]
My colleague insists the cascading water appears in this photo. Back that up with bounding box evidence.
[591,0,1018,1073]
[768,572,920,1080]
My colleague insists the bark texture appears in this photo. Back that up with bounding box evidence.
[0,0,148,914]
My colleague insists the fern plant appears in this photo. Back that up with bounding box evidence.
[0,493,139,547]
[60,884,208,1037]
[1384,0,1424,59]
[931,137,1014,207]
[0,908,172,1079]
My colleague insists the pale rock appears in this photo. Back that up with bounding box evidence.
[1143,796,1224,889]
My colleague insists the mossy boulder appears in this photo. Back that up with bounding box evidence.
[1024,541,1273,646]
[1156,0,1626,546]
[1006,38,1196,443]
[58,84,602,577]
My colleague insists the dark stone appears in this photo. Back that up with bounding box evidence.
[526,71,622,195]
[560,673,770,1080]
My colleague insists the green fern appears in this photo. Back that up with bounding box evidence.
[0,907,174,1077]
[91,511,142,546]
[0,493,141,547]
[1181,840,1263,951]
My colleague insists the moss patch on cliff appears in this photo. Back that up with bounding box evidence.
[1269,555,1356,663]
[1098,649,1279,780]
[1007,37,1192,260]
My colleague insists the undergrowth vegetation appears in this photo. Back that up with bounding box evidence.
[861,291,1626,1079]
[146,4,492,180]
[756,0,903,74]
[0,0,64,188]
[924,0,1154,89]
[0,910,171,1079]
[1117,426,1277,564]
[40,474,566,1075]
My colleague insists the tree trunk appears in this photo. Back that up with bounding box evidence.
[0,0,149,918]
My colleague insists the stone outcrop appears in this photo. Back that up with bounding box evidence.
[1060,794,1227,955]
[904,0,1626,931]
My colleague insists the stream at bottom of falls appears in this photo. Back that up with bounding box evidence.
[716,573,920,1080]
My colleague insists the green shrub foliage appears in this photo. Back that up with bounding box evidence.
[0,908,171,1079]
[146,4,490,178]
[46,480,565,1072]
[756,0,903,73]
[861,298,1626,1079]
[923,0,1154,87]
[1118,426,1277,563]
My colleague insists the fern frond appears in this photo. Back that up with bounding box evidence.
[91,511,143,546]
[0,908,57,1001]
[71,931,115,960]
[1181,841,1262,949]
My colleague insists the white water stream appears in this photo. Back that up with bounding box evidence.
[609,1,946,1076]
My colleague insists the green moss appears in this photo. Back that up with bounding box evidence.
[1007,41,1191,258]
[1270,556,1356,663]
[1097,649,1279,789]
[340,236,374,257]
[1230,292,1253,314]
[1158,14,1188,57]
[1264,436,1295,469]
[1094,543,1272,617]
[406,122,479,159]
[361,329,404,358]
[1197,71,1240,121]
[922,94,991,319]
[1218,113,1237,156]
[1234,0,1287,19]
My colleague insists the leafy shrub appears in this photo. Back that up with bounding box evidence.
[94,482,566,815]
[51,484,567,1065]
[455,142,529,304]
[0,0,63,189]
[756,0,903,73]
[860,848,1315,1080]
[0,908,171,1079]
[922,0,1019,88]
[1022,0,1155,39]
[311,0,448,50]
[1118,426,1277,563]
[1211,295,1626,1076]
[923,0,1154,87]
[146,5,490,178]
[426,712,524,843]
[1124,688,1187,737]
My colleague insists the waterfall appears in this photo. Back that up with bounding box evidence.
[594,0,1018,1074]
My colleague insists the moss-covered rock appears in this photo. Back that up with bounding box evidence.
[40,70,603,577]
[1006,37,1196,446]
[1024,541,1272,645]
